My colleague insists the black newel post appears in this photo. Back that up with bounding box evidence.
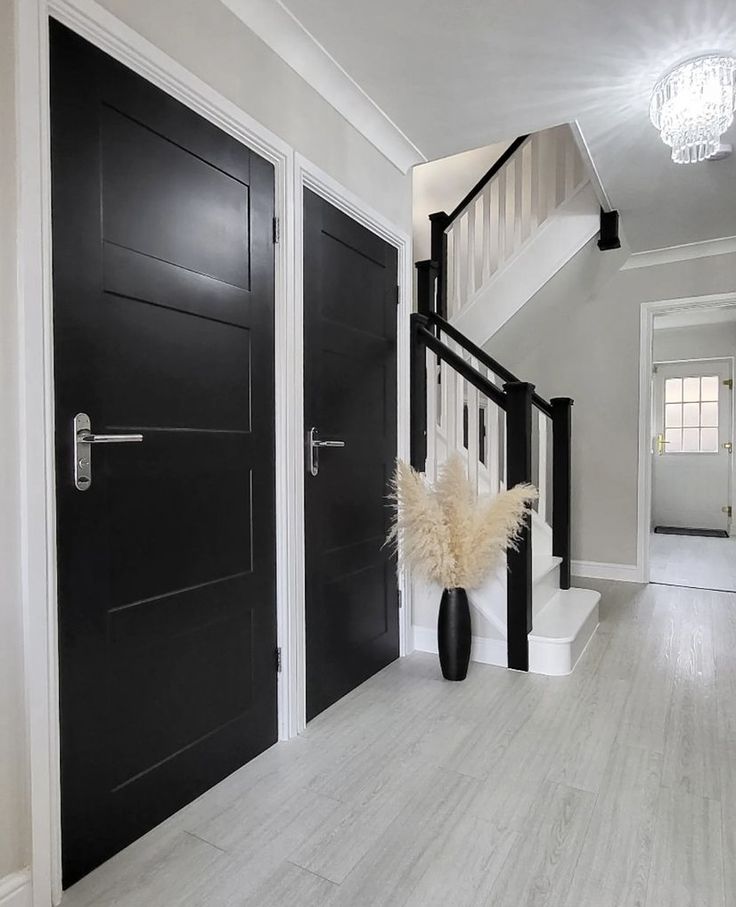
[551,397,573,590]
[429,211,450,319]
[504,381,534,671]
[410,312,428,472]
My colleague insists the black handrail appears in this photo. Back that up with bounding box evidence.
[415,321,507,410]
[427,312,553,419]
[447,135,529,225]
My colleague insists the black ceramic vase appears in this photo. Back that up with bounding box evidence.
[437,587,471,681]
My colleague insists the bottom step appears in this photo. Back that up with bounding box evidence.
[528,587,600,676]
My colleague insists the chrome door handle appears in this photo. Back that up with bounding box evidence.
[74,412,143,491]
[77,431,144,444]
[308,426,345,477]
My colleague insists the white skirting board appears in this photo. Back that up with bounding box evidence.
[412,625,508,668]
[0,870,32,907]
[571,560,645,583]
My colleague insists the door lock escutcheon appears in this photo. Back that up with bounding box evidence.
[73,413,143,491]
[308,426,345,477]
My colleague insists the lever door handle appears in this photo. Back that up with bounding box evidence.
[308,427,345,476]
[77,431,144,444]
[73,413,143,491]
[312,439,346,449]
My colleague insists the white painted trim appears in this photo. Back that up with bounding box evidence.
[412,625,507,668]
[571,560,645,583]
[294,152,414,732]
[637,293,736,587]
[623,234,736,270]
[570,120,612,212]
[18,1,305,903]
[219,0,425,174]
[0,870,32,907]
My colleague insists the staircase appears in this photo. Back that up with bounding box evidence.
[411,126,606,676]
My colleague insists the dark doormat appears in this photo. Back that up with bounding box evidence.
[654,526,729,538]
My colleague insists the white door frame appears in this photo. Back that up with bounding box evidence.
[293,154,413,731]
[16,1,411,903]
[637,292,736,583]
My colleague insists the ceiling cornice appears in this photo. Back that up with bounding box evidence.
[220,0,426,173]
[622,234,736,269]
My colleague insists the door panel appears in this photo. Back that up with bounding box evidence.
[51,21,277,885]
[303,190,399,722]
[652,359,733,532]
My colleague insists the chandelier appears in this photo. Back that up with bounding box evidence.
[649,54,736,163]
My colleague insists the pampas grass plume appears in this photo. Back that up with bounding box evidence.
[389,454,537,589]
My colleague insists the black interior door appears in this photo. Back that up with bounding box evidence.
[50,22,277,885]
[304,189,399,721]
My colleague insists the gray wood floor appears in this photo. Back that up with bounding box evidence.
[61,580,734,906]
[650,531,736,591]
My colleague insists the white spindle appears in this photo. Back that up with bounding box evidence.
[440,124,588,327]
[520,139,533,242]
[488,375,501,495]
[564,130,576,199]
[466,369,479,494]
[466,203,477,298]
[504,159,516,261]
[445,228,455,316]
[537,410,548,522]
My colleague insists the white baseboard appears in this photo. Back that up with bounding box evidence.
[412,625,508,668]
[0,870,32,907]
[572,560,645,583]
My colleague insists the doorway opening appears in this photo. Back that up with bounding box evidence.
[645,303,736,591]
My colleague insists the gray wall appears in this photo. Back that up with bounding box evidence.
[99,0,411,228]
[0,0,29,880]
[486,240,736,567]
[1,0,411,882]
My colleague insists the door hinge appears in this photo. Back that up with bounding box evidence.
[397,589,402,609]
[722,506,732,517]
[273,216,280,244]
[396,285,401,306]
[724,378,733,389]
[276,646,282,672]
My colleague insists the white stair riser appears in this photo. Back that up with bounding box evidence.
[533,564,559,617]
[529,603,599,676]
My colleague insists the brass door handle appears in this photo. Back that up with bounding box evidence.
[724,441,733,453]
[655,433,670,456]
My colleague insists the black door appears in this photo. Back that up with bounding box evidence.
[50,22,277,885]
[303,189,399,721]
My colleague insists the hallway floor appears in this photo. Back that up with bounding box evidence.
[61,580,734,907]
[650,531,736,591]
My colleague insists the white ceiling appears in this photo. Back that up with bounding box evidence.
[225,0,736,253]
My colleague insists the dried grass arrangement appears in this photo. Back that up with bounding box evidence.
[388,454,538,590]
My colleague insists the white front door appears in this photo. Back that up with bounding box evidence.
[652,359,733,533]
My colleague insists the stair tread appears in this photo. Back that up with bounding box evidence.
[529,587,601,643]
[532,555,562,585]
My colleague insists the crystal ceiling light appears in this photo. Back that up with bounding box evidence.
[649,54,736,163]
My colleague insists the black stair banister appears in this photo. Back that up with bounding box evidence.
[414,318,507,409]
[446,135,530,224]
[551,397,573,589]
[505,381,535,672]
[427,311,554,418]
[411,135,576,674]
[428,135,529,322]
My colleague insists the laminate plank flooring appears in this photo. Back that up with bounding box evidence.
[650,531,736,591]
[61,579,732,906]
